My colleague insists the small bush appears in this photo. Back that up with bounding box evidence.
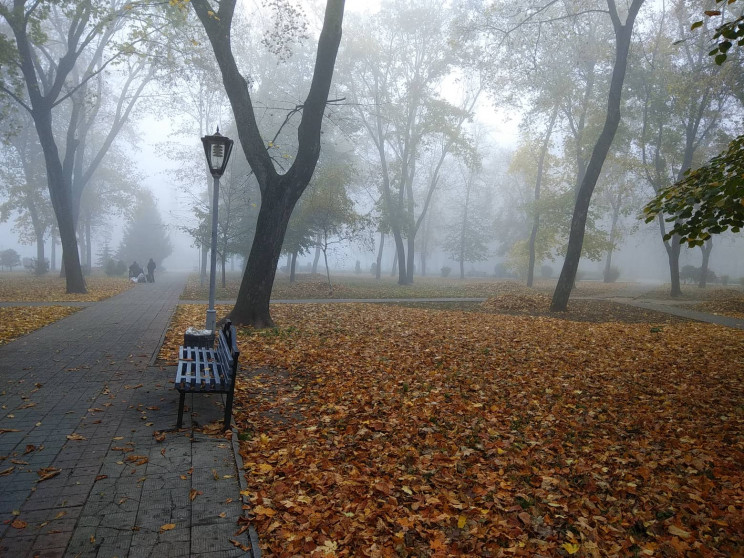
[441,266,451,278]
[27,258,49,276]
[105,259,127,277]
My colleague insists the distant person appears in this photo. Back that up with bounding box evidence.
[146,258,156,283]
[129,261,142,279]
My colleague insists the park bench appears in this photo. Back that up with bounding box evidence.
[175,321,240,431]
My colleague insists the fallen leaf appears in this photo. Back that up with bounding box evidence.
[37,467,61,482]
[159,523,176,532]
[668,524,691,538]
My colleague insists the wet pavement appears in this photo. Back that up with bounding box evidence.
[0,273,256,558]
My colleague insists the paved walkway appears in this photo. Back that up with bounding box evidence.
[0,273,256,558]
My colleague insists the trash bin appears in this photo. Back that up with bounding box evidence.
[184,327,215,349]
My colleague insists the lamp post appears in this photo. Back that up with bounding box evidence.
[201,127,234,333]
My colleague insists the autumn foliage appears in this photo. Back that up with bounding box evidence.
[164,302,743,557]
[0,275,133,344]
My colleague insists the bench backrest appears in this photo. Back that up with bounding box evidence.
[216,321,240,386]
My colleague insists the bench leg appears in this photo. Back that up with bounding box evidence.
[177,393,186,429]
[223,391,234,431]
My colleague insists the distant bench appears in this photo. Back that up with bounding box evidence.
[175,321,240,431]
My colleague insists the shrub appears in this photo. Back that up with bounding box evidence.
[441,266,451,278]
[32,258,49,276]
[105,259,127,277]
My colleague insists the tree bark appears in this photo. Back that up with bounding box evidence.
[603,194,621,282]
[551,0,644,312]
[698,238,713,289]
[312,236,322,274]
[527,104,559,288]
[290,250,297,283]
[191,0,345,327]
[375,232,384,279]
[3,3,87,293]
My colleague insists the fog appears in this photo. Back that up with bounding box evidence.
[1,0,742,289]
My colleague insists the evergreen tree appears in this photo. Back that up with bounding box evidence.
[117,190,173,269]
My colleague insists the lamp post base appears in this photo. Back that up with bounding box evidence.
[206,309,217,334]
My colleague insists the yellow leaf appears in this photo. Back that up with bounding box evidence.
[255,463,273,474]
[562,542,580,554]
[457,515,467,529]
[160,523,176,532]
[668,524,691,538]
[253,505,276,517]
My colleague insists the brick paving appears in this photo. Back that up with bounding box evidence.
[0,273,255,558]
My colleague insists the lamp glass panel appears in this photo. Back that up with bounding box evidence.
[210,142,225,171]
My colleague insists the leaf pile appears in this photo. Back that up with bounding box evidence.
[165,303,744,557]
[481,293,554,313]
[0,306,81,345]
[694,290,744,319]
[0,275,133,302]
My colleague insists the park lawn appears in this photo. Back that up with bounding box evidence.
[164,303,743,557]
[0,306,81,345]
[0,274,133,302]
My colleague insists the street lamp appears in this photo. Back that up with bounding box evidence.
[201,127,234,333]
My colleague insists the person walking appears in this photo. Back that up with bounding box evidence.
[146,258,156,283]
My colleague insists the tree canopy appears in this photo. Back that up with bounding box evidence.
[643,135,744,246]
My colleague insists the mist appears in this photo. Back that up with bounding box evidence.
[1,0,742,291]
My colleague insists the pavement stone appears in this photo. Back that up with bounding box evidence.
[0,273,256,558]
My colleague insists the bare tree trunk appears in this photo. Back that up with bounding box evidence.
[192,0,345,328]
[603,199,621,282]
[551,0,644,312]
[323,246,333,295]
[391,250,398,277]
[312,235,321,274]
[527,104,559,287]
[85,215,92,275]
[698,238,713,289]
[375,232,384,279]
[290,250,297,283]
[51,229,57,271]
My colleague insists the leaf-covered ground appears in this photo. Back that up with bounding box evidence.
[180,273,642,301]
[0,306,81,345]
[163,303,743,557]
[692,290,744,319]
[0,275,133,344]
[0,274,133,302]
